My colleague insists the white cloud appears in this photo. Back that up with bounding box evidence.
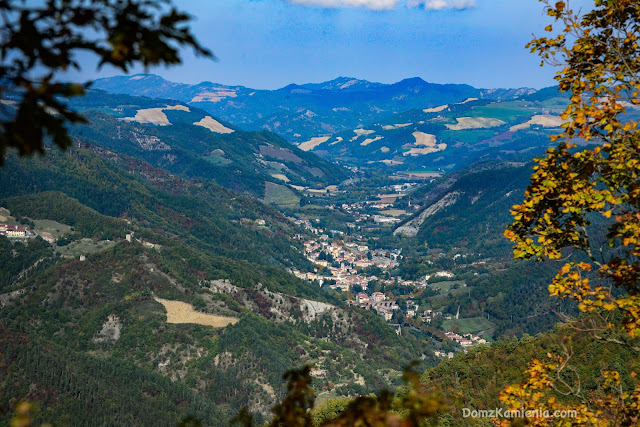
[287,0,400,10]
[407,0,476,10]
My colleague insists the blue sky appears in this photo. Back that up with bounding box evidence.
[73,0,592,90]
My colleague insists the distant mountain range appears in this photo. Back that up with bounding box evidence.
[310,92,573,172]
[92,74,538,142]
[66,90,349,201]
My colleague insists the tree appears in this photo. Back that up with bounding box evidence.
[234,364,446,427]
[502,0,640,424]
[0,0,212,165]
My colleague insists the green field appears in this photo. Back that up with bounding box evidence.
[439,129,497,144]
[33,219,72,239]
[442,316,496,336]
[465,101,535,122]
[428,280,466,293]
[263,182,300,208]
[56,238,117,258]
[203,151,232,166]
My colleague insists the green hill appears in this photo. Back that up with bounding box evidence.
[392,162,578,338]
[420,324,640,425]
[66,90,349,199]
[0,148,429,424]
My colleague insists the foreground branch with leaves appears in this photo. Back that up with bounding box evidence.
[230,364,445,427]
[502,0,640,424]
[0,0,212,164]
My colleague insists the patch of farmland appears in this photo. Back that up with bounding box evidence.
[154,297,238,328]
[194,116,234,133]
[298,136,330,151]
[445,117,506,130]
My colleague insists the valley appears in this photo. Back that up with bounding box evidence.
[2,0,640,424]
[0,74,621,426]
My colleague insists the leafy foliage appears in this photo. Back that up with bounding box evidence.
[503,0,640,424]
[0,0,211,163]
[234,364,446,427]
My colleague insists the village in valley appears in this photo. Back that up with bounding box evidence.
[289,181,490,356]
[1,177,491,357]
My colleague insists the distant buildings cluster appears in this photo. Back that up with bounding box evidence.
[444,331,488,347]
[292,225,406,293]
[351,292,399,321]
[0,224,28,238]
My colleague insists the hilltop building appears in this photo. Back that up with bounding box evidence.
[0,224,28,238]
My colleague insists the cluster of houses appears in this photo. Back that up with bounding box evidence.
[444,331,488,347]
[293,231,406,292]
[351,292,399,320]
[420,309,443,324]
[433,350,456,359]
[0,224,29,238]
[372,215,402,224]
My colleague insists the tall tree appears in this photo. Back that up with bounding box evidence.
[0,0,212,165]
[502,1,640,424]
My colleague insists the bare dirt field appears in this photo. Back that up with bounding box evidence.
[298,136,330,151]
[121,105,190,126]
[423,105,449,113]
[154,297,238,328]
[350,129,374,141]
[190,90,238,103]
[412,131,437,146]
[164,105,190,112]
[360,136,384,146]
[194,116,235,134]
[445,117,505,130]
[509,114,564,132]
[271,173,290,182]
[403,132,447,156]
[122,108,170,126]
[382,123,412,130]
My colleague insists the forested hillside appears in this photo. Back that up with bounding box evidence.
[0,148,429,425]
[64,91,349,198]
[420,324,640,425]
[393,162,577,338]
